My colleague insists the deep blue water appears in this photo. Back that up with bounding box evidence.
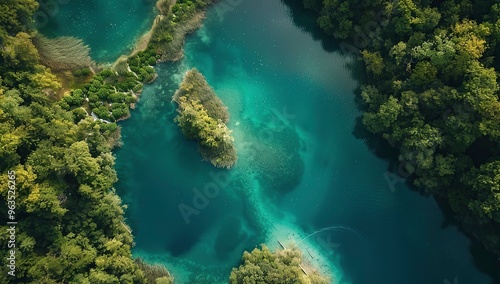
[44,0,494,283]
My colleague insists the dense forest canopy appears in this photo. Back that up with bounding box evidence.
[299,0,500,257]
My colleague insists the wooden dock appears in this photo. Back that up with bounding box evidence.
[299,264,308,275]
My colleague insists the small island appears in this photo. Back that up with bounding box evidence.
[173,68,237,168]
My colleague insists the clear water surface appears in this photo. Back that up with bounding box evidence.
[38,0,156,62]
[45,0,494,283]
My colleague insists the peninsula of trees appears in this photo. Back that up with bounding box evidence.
[0,0,213,283]
[173,69,237,169]
[230,245,329,284]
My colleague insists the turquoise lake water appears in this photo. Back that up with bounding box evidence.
[37,0,156,62]
[43,0,494,283]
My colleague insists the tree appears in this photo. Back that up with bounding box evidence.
[361,50,384,76]
[409,61,438,87]
[64,141,100,184]
[464,162,500,223]
[230,244,328,284]
[362,96,403,134]
[0,0,38,35]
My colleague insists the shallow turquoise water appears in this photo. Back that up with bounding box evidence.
[43,0,494,283]
[37,0,156,62]
[113,1,493,283]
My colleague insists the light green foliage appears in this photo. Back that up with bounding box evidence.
[0,11,60,92]
[173,69,237,168]
[0,87,149,282]
[173,68,229,122]
[30,65,62,90]
[229,244,329,284]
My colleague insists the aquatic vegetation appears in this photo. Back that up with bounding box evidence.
[33,35,95,71]
[135,258,174,284]
[150,0,214,61]
[173,68,237,168]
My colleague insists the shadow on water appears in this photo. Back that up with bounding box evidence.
[280,0,366,81]
[435,196,500,284]
[281,0,500,283]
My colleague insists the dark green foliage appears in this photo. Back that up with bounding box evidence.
[127,48,157,83]
[57,62,144,120]
[0,0,38,36]
[63,89,85,107]
[93,106,111,121]
[73,67,92,77]
[150,0,214,61]
[173,68,229,122]
[302,0,500,255]
[111,103,130,120]
[173,69,237,168]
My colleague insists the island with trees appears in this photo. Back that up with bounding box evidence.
[173,68,237,169]
[3,0,500,282]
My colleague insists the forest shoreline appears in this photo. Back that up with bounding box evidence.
[286,0,500,281]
